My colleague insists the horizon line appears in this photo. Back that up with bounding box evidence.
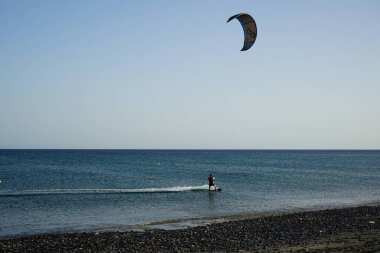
[0,148,379,151]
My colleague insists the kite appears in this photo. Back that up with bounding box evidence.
[227,13,257,51]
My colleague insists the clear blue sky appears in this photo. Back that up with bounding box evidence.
[1,0,379,149]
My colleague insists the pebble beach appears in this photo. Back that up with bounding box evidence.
[1,205,379,253]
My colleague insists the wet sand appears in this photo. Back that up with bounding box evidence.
[1,205,379,252]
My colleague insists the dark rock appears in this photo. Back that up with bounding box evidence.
[1,205,380,252]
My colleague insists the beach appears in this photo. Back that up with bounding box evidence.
[1,205,379,252]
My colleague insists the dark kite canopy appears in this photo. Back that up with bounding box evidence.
[227,13,257,51]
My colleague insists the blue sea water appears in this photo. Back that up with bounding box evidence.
[0,150,379,238]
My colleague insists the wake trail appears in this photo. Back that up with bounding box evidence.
[0,185,210,197]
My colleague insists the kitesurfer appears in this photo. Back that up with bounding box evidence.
[208,174,217,191]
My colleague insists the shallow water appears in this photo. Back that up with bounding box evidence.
[1,150,379,237]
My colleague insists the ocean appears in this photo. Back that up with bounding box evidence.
[0,150,379,238]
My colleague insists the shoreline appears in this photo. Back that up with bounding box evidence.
[1,204,379,252]
[127,201,379,232]
[4,201,378,239]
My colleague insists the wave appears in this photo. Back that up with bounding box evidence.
[0,185,211,197]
